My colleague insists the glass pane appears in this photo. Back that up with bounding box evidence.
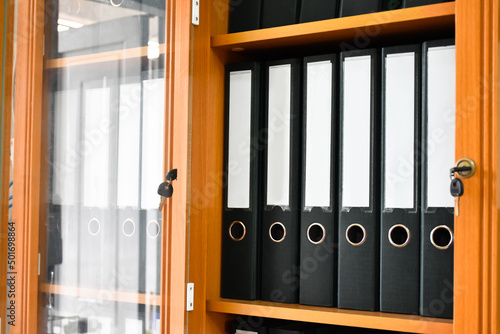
[41,1,165,333]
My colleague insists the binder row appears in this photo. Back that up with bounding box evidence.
[228,0,453,33]
[221,38,455,319]
[231,317,412,334]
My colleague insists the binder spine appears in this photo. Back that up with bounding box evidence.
[221,62,262,300]
[338,48,380,311]
[420,38,456,319]
[261,0,301,29]
[404,0,453,8]
[299,54,338,307]
[228,0,263,33]
[339,0,383,17]
[380,44,421,315]
[261,58,302,304]
[299,0,339,23]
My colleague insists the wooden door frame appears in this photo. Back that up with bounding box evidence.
[455,0,499,333]
[12,0,191,333]
[0,0,15,331]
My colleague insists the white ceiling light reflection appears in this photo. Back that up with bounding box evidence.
[57,18,84,32]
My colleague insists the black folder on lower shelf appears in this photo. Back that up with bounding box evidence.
[338,48,380,311]
[232,317,285,334]
[299,54,338,307]
[221,62,261,300]
[261,58,301,304]
[268,322,331,334]
[339,0,382,17]
[420,39,455,319]
[299,0,339,23]
[379,44,421,315]
[261,0,300,28]
[404,0,452,8]
[228,0,263,33]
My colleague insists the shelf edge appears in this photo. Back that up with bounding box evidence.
[211,2,455,51]
[207,299,453,334]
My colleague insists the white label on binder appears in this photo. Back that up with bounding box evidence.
[141,78,165,209]
[384,52,415,209]
[427,45,455,208]
[305,61,332,208]
[236,331,258,334]
[342,56,371,208]
[117,82,141,208]
[227,70,252,209]
[52,90,79,206]
[83,86,111,208]
[267,64,292,207]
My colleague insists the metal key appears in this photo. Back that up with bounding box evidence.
[158,181,173,211]
[450,177,464,217]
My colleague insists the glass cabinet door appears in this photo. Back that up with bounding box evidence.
[39,1,169,333]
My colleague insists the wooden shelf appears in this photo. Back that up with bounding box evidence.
[44,44,166,69]
[39,283,161,306]
[211,2,455,52]
[207,299,453,334]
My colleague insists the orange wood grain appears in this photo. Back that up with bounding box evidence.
[208,299,453,334]
[189,0,245,331]
[159,0,191,333]
[211,2,455,52]
[0,0,15,329]
[455,0,499,333]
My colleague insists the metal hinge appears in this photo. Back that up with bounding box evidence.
[192,0,199,25]
[186,283,194,311]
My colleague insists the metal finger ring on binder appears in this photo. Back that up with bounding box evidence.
[229,221,246,242]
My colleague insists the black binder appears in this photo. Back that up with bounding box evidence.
[404,0,452,8]
[261,0,300,28]
[383,0,403,10]
[421,39,455,319]
[79,208,117,290]
[115,76,142,293]
[228,0,263,33]
[232,317,284,334]
[338,48,380,311]
[299,0,339,23]
[221,62,262,300]
[268,322,331,334]
[261,58,301,303]
[339,0,382,17]
[116,208,141,292]
[380,44,421,315]
[143,209,162,295]
[299,54,338,307]
[78,79,117,290]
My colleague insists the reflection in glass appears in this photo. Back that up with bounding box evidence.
[42,1,165,333]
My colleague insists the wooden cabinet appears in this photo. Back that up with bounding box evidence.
[188,1,499,333]
[10,0,499,333]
